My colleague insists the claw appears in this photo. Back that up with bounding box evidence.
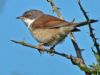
[37,43,45,54]
[49,45,55,56]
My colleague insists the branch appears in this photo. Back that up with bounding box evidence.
[47,0,63,19]
[77,0,100,56]
[11,40,71,59]
[11,40,98,74]
[77,0,100,75]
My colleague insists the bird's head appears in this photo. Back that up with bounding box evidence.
[17,9,44,27]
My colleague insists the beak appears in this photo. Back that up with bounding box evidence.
[16,16,25,19]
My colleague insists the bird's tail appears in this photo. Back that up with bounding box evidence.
[74,19,98,27]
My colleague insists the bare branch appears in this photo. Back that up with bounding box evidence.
[77,0,100,56]
[11,40,97,74]
[47,0,63,19]
[77,0,100,75]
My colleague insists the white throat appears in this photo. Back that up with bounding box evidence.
[23,18,36,28]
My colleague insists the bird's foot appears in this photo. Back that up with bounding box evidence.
[49,46,55,56]
[37,43,45,54]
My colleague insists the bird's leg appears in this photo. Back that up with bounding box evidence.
[37,43,45,54]
[49,45,56,55]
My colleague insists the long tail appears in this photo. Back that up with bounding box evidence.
[74,19,98,27]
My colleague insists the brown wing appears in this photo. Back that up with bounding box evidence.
[31,14,73,29]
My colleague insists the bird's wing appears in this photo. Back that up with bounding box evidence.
[31,15,74,29]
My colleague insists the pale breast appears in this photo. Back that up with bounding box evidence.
[29,28,68,46]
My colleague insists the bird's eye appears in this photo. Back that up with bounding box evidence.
[25,14,32,17]
[28,14,32,17]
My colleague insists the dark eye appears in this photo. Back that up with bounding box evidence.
[25,14,32,17]
[28,14,32,16]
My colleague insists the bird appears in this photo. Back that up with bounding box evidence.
[17,9,97,51]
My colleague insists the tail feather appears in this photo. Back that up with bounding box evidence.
[74,19,98,27]
[72,28,80,32]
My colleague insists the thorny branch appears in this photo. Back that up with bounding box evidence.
[77,0,100,75]
[47,0,63,19]
[77,0,100,56]
[11,40,97,74]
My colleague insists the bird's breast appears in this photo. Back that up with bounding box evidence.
[29,27,69,46]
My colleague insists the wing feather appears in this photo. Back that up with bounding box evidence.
[31,15,73,29]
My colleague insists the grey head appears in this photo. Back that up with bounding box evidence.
[17,9,44,27]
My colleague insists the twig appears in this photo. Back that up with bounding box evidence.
[77,0,100,56]
[10,40,78,61]
[11,40,71,59]
[11,40,97,73]
[47,0,63,19]
[70,33,83,58]
[77,0,100,75]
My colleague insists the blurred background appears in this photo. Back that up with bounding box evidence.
[0,0,100,75]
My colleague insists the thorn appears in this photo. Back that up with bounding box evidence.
[47,0,49,2]
[90,27,95,31]
[57,7,60,10]
[80,49,85,52]
[11,40,17,43]
[90,19,99,22]
[72,18,76,23]
[96,38,100,40]
[37,49,43,55]
[85,11,88,14]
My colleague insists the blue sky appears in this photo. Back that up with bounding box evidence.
[0,0,100,75]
